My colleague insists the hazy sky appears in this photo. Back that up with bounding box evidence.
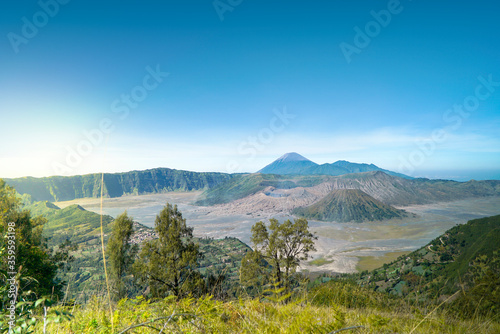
[1,0,499,180]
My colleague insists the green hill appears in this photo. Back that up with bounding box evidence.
[292,189,409,222]
[24,200,115,246]
[355,214,500,301]
[6,168,237,202]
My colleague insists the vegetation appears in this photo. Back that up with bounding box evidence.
[23,200,115,247]
[106,212,138,300]
[0,180,64,298]
[0,180,73,333]
[134,203,204,299]
[350,214,500,320]
[241,218,317,297]
[13,196,253,302]
[35,286,500,333]
[451,251,500,320]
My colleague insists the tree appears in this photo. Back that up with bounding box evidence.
[0,180,77,332]
[0,179,62,299]
[134,203,203,298]
[241,218,317,296]
[239,250,270,296]
[106,212,137,300]
[204,271,228,300]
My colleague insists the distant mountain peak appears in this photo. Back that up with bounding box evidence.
[275,152,312,163]
[257,153,318,175]
[257,153,412,179]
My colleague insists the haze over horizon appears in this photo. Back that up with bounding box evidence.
[1,1,499,181]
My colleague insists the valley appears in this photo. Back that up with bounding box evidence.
[3,153,499,331]
[11,154,500,278]
[55,192,500,274]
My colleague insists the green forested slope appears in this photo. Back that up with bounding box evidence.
[24,200,115,246]
[355,214,500,303]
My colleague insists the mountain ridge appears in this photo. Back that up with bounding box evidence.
[6,154,498,211]
[6,167,237,202]
[258,153,411,179]
[196,171,500,219]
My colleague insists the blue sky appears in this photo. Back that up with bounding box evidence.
[1,0,499,180]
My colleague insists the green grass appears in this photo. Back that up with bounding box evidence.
[37,289,500,333]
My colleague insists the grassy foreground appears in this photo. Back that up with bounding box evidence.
[38,291,499,334]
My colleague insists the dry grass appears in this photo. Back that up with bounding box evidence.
[38,294,500,334]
